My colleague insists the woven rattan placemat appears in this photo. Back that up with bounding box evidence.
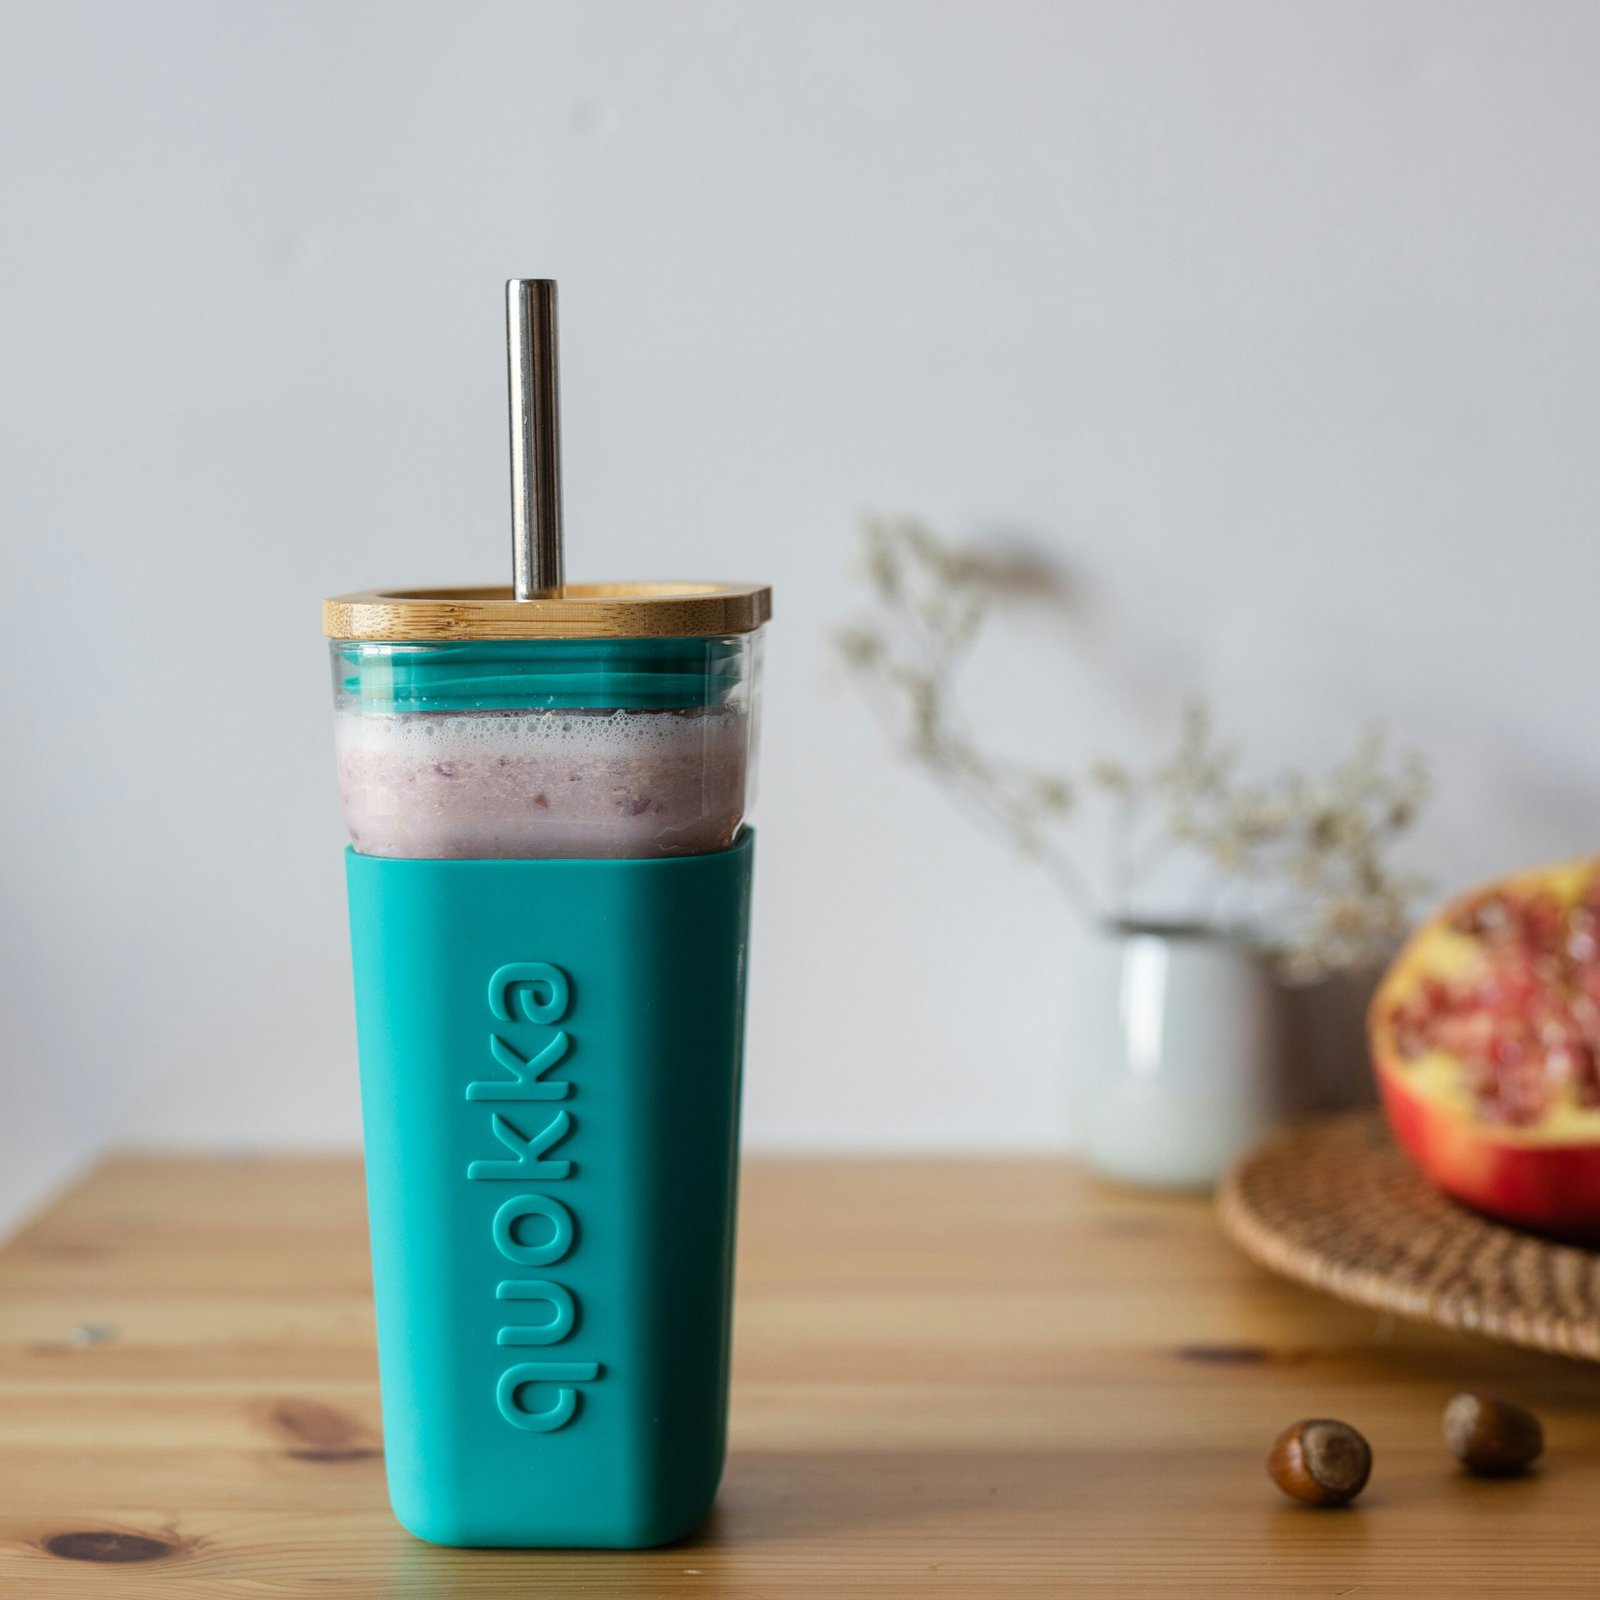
[1216,1110,1600,1362]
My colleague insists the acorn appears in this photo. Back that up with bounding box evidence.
[1267,1419,1372,1507]
[1443,1392,1543,1477]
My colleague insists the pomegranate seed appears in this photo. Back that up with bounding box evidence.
[1393,873,1600,1128]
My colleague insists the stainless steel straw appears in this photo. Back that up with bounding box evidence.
[507,279,564,598]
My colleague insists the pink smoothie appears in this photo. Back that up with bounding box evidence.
[335,705,750,860]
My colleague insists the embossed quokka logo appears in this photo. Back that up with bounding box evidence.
[468,962,601,1432]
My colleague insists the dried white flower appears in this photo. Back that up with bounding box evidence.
[836,516,1431,977]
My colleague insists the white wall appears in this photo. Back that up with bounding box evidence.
[4,0,1600,1229]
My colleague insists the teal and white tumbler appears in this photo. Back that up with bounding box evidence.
[324,582,769,1547]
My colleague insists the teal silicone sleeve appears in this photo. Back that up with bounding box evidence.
[344,831,754,1548]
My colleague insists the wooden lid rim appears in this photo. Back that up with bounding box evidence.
[323,582,771,641]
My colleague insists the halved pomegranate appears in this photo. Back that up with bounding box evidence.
[1370,857,1600,1237]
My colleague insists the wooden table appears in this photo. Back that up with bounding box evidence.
[2,1155,1599,1596]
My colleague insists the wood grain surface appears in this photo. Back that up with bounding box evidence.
[3,1153,1600,1596]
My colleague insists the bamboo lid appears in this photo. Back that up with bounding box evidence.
[323,582,771,641]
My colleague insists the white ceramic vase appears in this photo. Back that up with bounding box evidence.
[1069,920,1325,1190]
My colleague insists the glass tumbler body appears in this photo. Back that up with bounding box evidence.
[332,623,763,1547]
[332,633,762,859]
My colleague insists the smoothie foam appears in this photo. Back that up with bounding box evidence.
[335,703,748,859]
